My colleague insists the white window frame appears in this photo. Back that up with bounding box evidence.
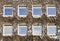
[58,30,60,32]
[47,26,56,35]
[46,7,56,17]
[18,26,27,36]
[3,25,13,36]
[18,5,28,17]
[32,6,42,18]
[3,5,13,17]
[32,26,42,36]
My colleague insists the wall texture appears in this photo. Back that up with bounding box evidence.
[0,0,60,41]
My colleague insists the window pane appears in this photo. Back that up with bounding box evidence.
[4,7,13,16]
[19,8,27,15]
[47,26,56,35]
[33,7,42,15]
[5,8,13,15]
[3,26,13,36]
[18,26,27,36]
[32,26,42,36]
[18,7,28,17]
[19,27,27,34]
[47,7,56,16]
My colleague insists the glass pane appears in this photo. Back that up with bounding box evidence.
[33,7,42,15]
[4,26,13,35]
[32,26,42,36]
[19,27,27,34]
[48,26,56,35]
[48,7,56,15]
[5,7,13,15]
[18,26,27,36]
[19,8,28,15]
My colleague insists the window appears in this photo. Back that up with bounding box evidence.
[32,26,42,36]
[47,7,56,16]
[18,6,28,17]
[3,26,13,36]
[3,6,13,17]
[18,26,27,36]
[47,26,57,35]
[32,6,42,18]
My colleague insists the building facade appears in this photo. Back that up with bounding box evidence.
[0,0,60,41]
